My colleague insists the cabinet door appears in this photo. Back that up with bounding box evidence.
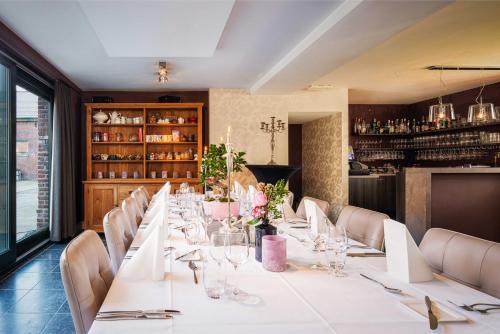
[85,184,117,232]
[117,185,137,203]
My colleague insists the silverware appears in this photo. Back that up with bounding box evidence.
[425,296,438,330]
[448,301,500,314]
[348,245,371,249]
[359,273,402,294]
[188,260,199,284]
[175,249,199,261]
[287,233,306,243]
[289,226,308,229]
[125,251,171,260]
[347,252,385,257]
[98,309,180,315]
[95,314,172,321]
[129,246,175,251]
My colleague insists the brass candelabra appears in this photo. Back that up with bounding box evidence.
[260,116,286,165]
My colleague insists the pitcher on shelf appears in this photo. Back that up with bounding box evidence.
[109,110,121,124]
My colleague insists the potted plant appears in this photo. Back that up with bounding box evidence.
[247,179,288,262]
[200,143,246,220]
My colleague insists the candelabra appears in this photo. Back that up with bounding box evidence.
[260,116,286,165]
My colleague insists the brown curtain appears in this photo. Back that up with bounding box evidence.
[50,81,79,241]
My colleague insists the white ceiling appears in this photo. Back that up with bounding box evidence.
[0,0,499,104]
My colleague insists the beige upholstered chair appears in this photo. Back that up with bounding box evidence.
[296,196,329,220]
[131,188,148,216]
[60,230,114,334]
[138,185,151,203]
[419,228,500,298]
[121,196,142,236]
[103,207,134,273]
[335,205,388,251]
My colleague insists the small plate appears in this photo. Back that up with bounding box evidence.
[401,299,468,323]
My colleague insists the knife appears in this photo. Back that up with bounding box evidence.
[347,253,385,257]
[175,249,199,261]
[425,296,438,330]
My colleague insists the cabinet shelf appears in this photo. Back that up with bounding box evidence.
[91,123,143,127]
[92,142,143,145]
[145,142,197,145]
[146,123,198,127]
[146,160,197,163]
[92,160,144,163]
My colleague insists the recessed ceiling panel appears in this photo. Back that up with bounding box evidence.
[78,0,235,57]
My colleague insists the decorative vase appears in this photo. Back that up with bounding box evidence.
[255,219,277,262]
[211,201,240,221]
[262,235,287,272]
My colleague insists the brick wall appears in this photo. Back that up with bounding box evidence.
[37,98,49,229]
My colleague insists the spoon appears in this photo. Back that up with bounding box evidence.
[188,261,199,284]
[360,273,402,294]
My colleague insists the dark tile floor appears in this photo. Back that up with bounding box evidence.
[0,243,74,334]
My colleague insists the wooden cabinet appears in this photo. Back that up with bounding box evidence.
[84,183,118,232]
[83,102,204,232]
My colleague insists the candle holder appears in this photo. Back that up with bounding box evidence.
[260,116,286,165]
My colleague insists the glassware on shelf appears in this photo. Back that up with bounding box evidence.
[467,97,496,124]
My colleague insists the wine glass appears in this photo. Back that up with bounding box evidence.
[224,231,249,300]
[210,232,227,266]
[326,225,348,277]
[185,219,202,245]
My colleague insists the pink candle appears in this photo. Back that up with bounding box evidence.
[262,235,287,272]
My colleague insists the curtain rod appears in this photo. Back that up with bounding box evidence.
[0,48,54,89]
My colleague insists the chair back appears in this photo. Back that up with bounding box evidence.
[60,230,114,334]
[420,228,500,298]
[296,196,329,220]
[138,185,151,203]
[336,205,387,250]
[131,188,148,215]
[103,207,134,273]
[121,196,142,235]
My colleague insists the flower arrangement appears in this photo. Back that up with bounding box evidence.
[200,143,246,199]
[249,179,288,224]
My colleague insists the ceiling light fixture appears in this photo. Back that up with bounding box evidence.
[158,61,168,83]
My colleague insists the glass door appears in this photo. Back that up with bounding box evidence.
[0,57,15,268]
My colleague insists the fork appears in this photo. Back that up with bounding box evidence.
[448,301,500,314]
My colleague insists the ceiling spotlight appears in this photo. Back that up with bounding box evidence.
[158,61,168,83]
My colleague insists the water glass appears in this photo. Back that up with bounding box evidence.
[203,260,227,300]
[326,225,348,277]
[210,232,227,266]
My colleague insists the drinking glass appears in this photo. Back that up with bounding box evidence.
[203,260,227,300]
[185,219,202,245]
[326,225,348,277]
[210,232,227,266]
[224,231,249,300]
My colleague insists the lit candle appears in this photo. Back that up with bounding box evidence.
[220,136,224,143]
[226,126,231,143]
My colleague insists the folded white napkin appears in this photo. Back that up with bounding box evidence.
[282,201,307,224]
[121,222,165,281]
[304,199,331,235]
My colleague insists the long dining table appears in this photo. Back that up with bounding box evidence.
[89,195,500,334]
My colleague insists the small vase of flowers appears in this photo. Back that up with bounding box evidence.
[200,143,246,221]
[249,179,288,262]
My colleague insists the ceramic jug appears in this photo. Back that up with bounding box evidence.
[109,111,121,124]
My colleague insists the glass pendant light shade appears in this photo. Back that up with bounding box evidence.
[428,97,455,122]
[467,97,496,123]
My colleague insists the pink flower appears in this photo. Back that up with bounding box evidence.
[253,191,268,207]
[206,176,215,185]
[251,206,262,218]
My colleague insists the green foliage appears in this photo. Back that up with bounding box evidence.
[200,144,246,196]
[263,179,288,220]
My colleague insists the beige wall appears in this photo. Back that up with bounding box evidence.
[209,88,349,214]
[302,114,347,219]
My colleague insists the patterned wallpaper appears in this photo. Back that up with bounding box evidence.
[302,113,347,219]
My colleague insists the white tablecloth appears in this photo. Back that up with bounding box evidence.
[89,198,500,334]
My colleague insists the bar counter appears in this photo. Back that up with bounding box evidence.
[397,167,500,244]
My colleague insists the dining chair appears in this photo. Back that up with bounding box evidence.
[60,230,115,334]
[121,196,142,236]
[138,185,151,203]
[131,188,148,216]
[304,199,332,231]
[419,228,500,298]
[103,207,134,273]
[295,196,330,221]
[335,205,387,251]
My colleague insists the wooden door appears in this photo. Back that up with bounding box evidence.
[84,184,118,232]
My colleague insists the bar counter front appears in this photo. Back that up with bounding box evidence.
[397,167,500,244]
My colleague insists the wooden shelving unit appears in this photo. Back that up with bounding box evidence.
[83,102,203,231]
